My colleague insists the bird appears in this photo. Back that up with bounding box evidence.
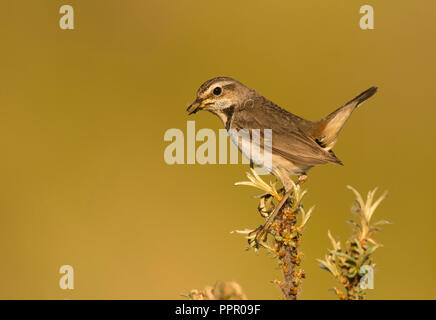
[186,77,377,242]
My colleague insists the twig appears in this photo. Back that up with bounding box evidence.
[233,169,313,300]
[317,186,390,300]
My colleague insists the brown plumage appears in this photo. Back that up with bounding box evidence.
[187,77,377,189]
[312,86,378,151]
[229,95,342,167]
[186,77,378,243]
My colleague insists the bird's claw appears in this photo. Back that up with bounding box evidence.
[248,225,269,248]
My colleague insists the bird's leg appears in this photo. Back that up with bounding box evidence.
[250,174,308,245]
[252,188,293,243]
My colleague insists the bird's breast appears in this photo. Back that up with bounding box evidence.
[227,127,269,169]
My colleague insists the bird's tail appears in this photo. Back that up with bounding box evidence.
[312,86,378,151]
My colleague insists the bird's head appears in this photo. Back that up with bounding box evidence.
[186,77,255,116]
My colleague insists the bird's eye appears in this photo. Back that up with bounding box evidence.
[213,87,222,95]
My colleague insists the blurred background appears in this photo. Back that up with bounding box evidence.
[0,0,435,299]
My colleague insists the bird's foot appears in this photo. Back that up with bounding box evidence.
[297,174,308,185]
[248,225,269,248]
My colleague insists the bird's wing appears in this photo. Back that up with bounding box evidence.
[231,98,341,166]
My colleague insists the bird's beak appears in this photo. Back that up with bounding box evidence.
[186,99,202,115]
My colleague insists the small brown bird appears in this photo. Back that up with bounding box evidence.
[187,77,377,241]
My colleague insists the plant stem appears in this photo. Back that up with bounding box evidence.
[274,198,304,300]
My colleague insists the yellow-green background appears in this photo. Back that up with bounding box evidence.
[0,1,434,299]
